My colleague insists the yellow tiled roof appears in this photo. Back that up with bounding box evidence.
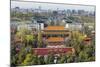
[47,37,64,42]
[44,26,65,30]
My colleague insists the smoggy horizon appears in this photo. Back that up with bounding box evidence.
[11,1,95,12]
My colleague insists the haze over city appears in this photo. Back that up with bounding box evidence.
[11,1,95,12]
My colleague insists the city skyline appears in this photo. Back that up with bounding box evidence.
[11,1,95,12]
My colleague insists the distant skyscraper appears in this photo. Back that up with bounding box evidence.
[66,9,72,16]
[15,6,20,12]
[72,9,77,14]
[38,6,42,10]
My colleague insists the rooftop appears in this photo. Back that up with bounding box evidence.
[33,48,74,56]
[44,26,66,31]
[46,37,64,42]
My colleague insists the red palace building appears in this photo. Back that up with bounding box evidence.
[33,26,75,56]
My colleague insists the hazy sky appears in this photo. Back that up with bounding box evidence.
[11,1,95,12]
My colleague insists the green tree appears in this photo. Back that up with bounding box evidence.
[46,54,55,64]
[22,53,33,65]
[50,21,55,26]
[59,55,66,63]
[66,52,74,63]
[38,24,42,47]
[16,27,28,42]
[78,51,88,62]
[25,34,35,46]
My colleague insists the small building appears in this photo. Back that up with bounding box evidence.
[17,22,44,31]
[33,48,75,56]
[65,22,82,31]
[83,37,92,45]
[46,37,65,48]
[42,26,70,37]
[32,26,75,56]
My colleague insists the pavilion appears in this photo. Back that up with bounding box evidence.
[33,26,75,56]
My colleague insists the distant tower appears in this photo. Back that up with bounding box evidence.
[57,8,59,11]
[15,6,20,11]
[38,6,42,10]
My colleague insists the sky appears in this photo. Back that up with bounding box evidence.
[11,1,95,12]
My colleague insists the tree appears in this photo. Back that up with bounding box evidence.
[70,31,85,54]
[78,51,89,62]
[59,55,66,63]
[32,55,39,65]
[25,34,35,46]
[37,56,45,65]
[46,54,55,64]
[22,53,33,65]
[50,21,55,26]
[16,27,30,44]
[66,52,74,63]
[38,24,42,47]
